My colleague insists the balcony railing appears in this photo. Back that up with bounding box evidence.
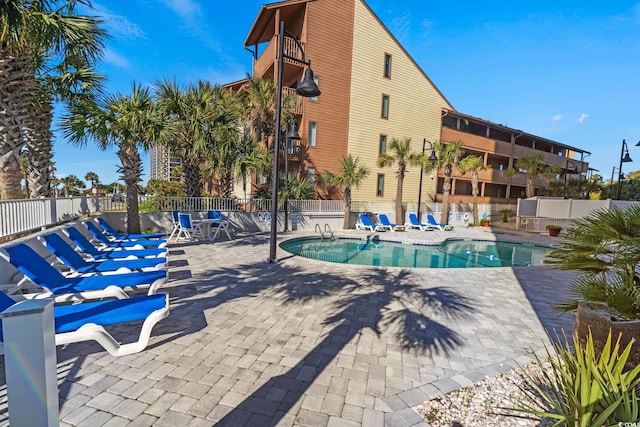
[254,34,307,80]
[282,87,303,115]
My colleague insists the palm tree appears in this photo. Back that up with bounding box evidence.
[424,140,464,225]
[0,1,105,200]
[546,206,640,320]
[457,155,486,224]
[153,79,226,197]
[322,155,369,229]
[239,77,278,148]
[64,82,167,234]
[377,138,421,225]
[200,87,254,198]
[85,171,100,189]
[60,174,84,197]
[513,153,560,198]
[26,64,105,198]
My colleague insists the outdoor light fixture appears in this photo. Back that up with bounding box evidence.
[269,21,321,262]
[616,139,639,200]
[283,120,301,233]
[416,139,438,224]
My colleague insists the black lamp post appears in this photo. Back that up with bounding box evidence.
[610,166,619,199]
[283,120,301,232]
[564,159,578,186]
[416,139,438,223]
[268,21,321,263]
[616,139,637,200]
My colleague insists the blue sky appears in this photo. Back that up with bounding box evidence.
[55,0,640,187]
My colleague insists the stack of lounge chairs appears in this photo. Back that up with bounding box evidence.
[0,217,171,356]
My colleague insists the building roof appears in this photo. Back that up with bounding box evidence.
[244,0,314,47]
[444,109,591,156]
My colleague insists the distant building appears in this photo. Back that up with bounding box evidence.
[149,144,182,182]
[241,0,590,203]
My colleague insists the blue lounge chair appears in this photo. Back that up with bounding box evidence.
[0,291,169,356]
[405,213,433,231]
[378,214,404,232]
[0,243,167,301]
[65,226,167,260]
[426,214,454,231]
[84,221,167,249]
[96,217,166,240]
[355,214,385,232]
[40,233,167,274]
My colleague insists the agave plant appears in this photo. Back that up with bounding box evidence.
[502,331,640,426]
[544,206,640,320]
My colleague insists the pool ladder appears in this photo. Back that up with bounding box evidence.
[315,223,335,241]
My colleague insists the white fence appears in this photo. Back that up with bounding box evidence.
[10,194,626,239]
[0,197,98,239]
[517,197,640,232]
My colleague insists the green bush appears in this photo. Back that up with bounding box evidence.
[503,331,640,425]
[500,209,514,222]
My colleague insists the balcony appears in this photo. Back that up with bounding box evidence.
[282,87,303,115]
[254,34,307,80]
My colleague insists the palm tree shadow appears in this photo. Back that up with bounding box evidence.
[215,267,476,425]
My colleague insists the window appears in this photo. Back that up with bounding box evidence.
[308,121,317,147]
[379,135,387,156]
[310,75,319,101]
[307,167,316,186]
[376,174,384,196]
[381,95,389,119]
[384,54,392,78]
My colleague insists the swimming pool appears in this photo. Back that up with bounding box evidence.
[280,237,550,268]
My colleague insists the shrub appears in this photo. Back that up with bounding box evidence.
[500,209,514,222]
[502,331,640,425]
[545,224,563,231]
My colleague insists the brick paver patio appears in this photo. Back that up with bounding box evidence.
[0,227,575,426]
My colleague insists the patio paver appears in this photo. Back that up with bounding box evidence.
[0,227,574,426]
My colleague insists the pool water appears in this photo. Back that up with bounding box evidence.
[280,237,550,268]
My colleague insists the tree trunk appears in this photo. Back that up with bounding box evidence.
[343,187,351,230]
[441,175,452,225]
[25,92,54,198]
[0,48,37,200]
[526,176,535,198]
[117,145,143,234]
[395,166,405,225]
[182,157,201,198]
[471,171,479,224]
[0,151,23,199]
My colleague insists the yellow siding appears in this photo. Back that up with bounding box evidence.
[347,0,451,202]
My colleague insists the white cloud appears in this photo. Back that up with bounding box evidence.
[577,113,589,124]
[552,114,563,121]
[160,0,203,23]
[390,13,411,43]
[103,48,130,70]
[90,3,145,40]
[420,19,433,37]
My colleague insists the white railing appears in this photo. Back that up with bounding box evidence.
[0,197,97,239]
[9,195,628,239]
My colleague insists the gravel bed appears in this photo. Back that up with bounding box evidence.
[415,361,554,427]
